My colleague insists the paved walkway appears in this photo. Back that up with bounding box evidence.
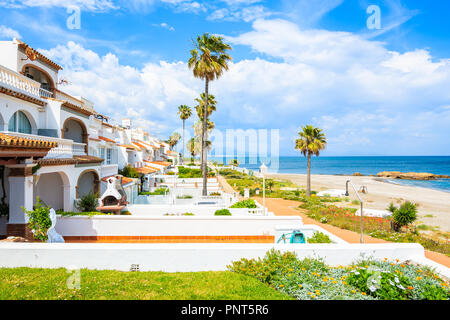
[253,197,450,268]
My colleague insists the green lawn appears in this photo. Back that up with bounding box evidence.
[0,268,292,300]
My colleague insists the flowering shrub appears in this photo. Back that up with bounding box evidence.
[228,250,449,300]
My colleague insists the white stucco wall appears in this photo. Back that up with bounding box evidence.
[54,215,304,237]
[1,243,444,277]
[0,41,19,71]
[34,172,64,211]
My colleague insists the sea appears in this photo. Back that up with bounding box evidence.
[209,156,450,192]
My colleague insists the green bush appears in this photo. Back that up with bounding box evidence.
[388,201,418,231]
[75,191,99,212]
[177,166,202,178]
[176,195,193,199]
[230,199,257,209]
[166,172,175,175]
[118,165,140,178]
[139,188,167,196]
[56,210,110,217]
[209,192,221,196]
[307,232,332,243]
[215,209,231,216]
[22,197,51,242]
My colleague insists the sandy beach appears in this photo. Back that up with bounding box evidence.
[266,173,450,233]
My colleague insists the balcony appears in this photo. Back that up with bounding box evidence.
[0,65,44,100]
[0,131,87,159]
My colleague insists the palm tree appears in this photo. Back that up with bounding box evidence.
[295,125,327,197]
[195,93,216,120]
[167,132,181,150]
[266,179,275,193]
[187,137,198,163]
[177,105,192,163]
[188,33,232,196]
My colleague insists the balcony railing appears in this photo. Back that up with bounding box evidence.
[55,89,95,113]
[39,87,53,98]
[0,131,87,159]
[0,65,42,99]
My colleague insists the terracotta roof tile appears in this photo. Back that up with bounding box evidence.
[0,133,57,149]
[99,136,116,143]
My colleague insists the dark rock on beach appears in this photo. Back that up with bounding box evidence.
[376,171,450,180]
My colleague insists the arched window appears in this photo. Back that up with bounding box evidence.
[8,111,32,134]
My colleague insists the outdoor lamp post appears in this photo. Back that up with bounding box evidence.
[345,180,364,243]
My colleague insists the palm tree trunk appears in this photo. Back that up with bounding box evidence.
[306,153,311,197]
[182,119,185,165]
[202,79,209,196]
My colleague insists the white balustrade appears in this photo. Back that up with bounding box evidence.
[0,65,41,98]
[0,131,87,158]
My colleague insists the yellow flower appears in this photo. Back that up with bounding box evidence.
[362,292,367,296]
[390,263,395,266]
[279,284,284,288]
[351,290,356,294]
[407,286,413,290]
[322,277,328,282]
[417,269,422,273]
[302,268,306,271]
[441,283,448,287]
[311,295,316,298]
[342,281,347,285]
[298,284,302,288]
[288,268,293,272]
[307,292,312,295]
[332,281,337,284]
[396,259,399,262]
[400,264,405,268]
[416,277,422,281]
[365,265,369,268]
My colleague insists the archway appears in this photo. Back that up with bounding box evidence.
[76,169,100,198]
[34,172,70,211]
[21,64,55,96]
[7,110,37,134]
[61,117,88,153]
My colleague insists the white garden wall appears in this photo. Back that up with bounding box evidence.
[55,215,303,236]
[1,243,445,278]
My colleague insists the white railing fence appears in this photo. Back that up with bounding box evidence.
[0,131,87,158]
[0,65,41,98]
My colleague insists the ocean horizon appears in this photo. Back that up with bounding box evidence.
[209,156,450,192]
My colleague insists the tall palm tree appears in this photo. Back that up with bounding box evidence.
[188,33,232,196]
[177,105,192,164]
[295,125,327,197]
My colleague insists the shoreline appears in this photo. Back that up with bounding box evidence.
[265,173,450,233]
[259,171,450,193]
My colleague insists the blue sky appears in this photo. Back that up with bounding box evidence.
[0,0,449,156]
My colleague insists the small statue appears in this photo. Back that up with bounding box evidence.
[47,208,65,243]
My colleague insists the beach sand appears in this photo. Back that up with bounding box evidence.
[266,173,450,233]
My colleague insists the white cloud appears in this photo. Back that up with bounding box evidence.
[208,5,272,22]
[40,18,450,155]
[0,25,21,39]
[0,0,117,11]
[152,22,175,31]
